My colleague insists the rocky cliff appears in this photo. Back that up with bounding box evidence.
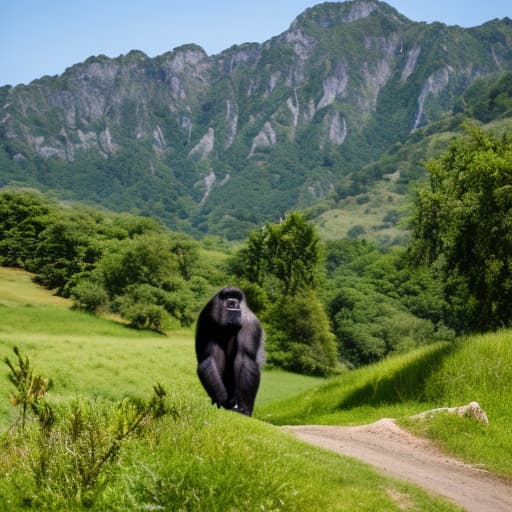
[1,0,511,238]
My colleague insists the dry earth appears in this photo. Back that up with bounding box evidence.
[283,419,512,512]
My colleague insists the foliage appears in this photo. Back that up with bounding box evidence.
[32,209,104,293]
[235,213,338,375]
[461,71,512,122]
[265,291,339,376]
[0,190,221,330]
[4,346,51,431]
[3,349,170,508]
[0,189,55,268]
[324,239,453,366]
[71,279,109,313]
[236,211,325,295]
[410,126,512,331]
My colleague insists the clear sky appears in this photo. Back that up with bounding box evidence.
[1,1,510,87]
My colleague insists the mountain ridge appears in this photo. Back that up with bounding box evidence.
[1,0,511,238]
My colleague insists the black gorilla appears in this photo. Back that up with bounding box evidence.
[195,286,264,416]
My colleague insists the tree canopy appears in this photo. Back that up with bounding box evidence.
[411,126,512,331]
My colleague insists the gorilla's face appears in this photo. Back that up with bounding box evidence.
[218,287,243,329]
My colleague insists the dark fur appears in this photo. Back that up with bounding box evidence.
[195,286,264,416]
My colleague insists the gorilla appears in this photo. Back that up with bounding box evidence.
[195,286,264,416]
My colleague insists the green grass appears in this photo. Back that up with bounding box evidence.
[313,180,410,245]
[257,343,451,425]
[259,334,512,479]
[0,268,459,510]
[401,331,512,477]
[0,267,70,307]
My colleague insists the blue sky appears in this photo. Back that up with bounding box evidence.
[1,0,510,87]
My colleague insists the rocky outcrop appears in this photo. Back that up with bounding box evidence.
[411,401,489,425]
[317,63,348,111]
[248,122,277,158]
[401,46,421,82]
[412,66,452,130]
[188,128,215,160]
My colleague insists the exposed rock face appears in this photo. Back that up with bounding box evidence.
[412,66,452,130]
[327,112,347,145]
[401,46,421,82]
[317,63,348,111]
[248,122,277,158]
[188,128,215,160]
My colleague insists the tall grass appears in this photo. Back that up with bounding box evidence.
[257,343,451,425]
[260,331,512,478]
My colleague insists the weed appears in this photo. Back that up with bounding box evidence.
[3,348,171,507]
[4,346,52,432]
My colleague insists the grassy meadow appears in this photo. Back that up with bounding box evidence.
[0,268,463,511]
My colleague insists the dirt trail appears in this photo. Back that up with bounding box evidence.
[283,419,512,512]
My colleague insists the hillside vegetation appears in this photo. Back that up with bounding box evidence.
[0,269,458,511]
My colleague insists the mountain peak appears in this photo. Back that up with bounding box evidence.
[291,1,408,30]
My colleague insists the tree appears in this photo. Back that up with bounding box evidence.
[33,211,103,292]
[0,190,55,268]
[235,213,338,375]
[410,126,512,331]
[265,291,339,376]
[236,212,325,295]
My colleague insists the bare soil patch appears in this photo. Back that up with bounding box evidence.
[283,419,512,511]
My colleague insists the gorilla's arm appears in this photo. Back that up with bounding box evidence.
[233,320,263,415]
[197,343,228,407]
[233,353,260,415]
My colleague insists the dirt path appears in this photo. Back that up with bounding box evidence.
[283,419,512,512]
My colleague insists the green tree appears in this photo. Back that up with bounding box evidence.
[237,211,324,295]
[410,126,512,331]
[0,190,55,268]
[235,213,337,375]
[33,210,103,293]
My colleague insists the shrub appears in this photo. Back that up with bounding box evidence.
[265,291,339,376]
[71,280,109,313]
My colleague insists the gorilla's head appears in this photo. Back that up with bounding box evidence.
[216,286,244,330]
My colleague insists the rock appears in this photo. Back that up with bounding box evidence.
[411,401,489,425]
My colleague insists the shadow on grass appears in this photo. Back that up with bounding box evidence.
[337,343,454,410]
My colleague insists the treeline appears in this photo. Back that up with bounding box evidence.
[1,125,511,375]
[0,190,227,332]
[232,126,512,371]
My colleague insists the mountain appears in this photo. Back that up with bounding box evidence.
[1,0,512,239]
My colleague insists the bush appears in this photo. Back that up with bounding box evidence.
[115,285,173,332]
[265,291,339,376]
[71,280,109,313]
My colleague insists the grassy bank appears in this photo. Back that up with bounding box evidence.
[259,333,512,478]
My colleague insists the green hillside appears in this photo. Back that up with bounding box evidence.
[0,269,458,510]
[2,2,512,240]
